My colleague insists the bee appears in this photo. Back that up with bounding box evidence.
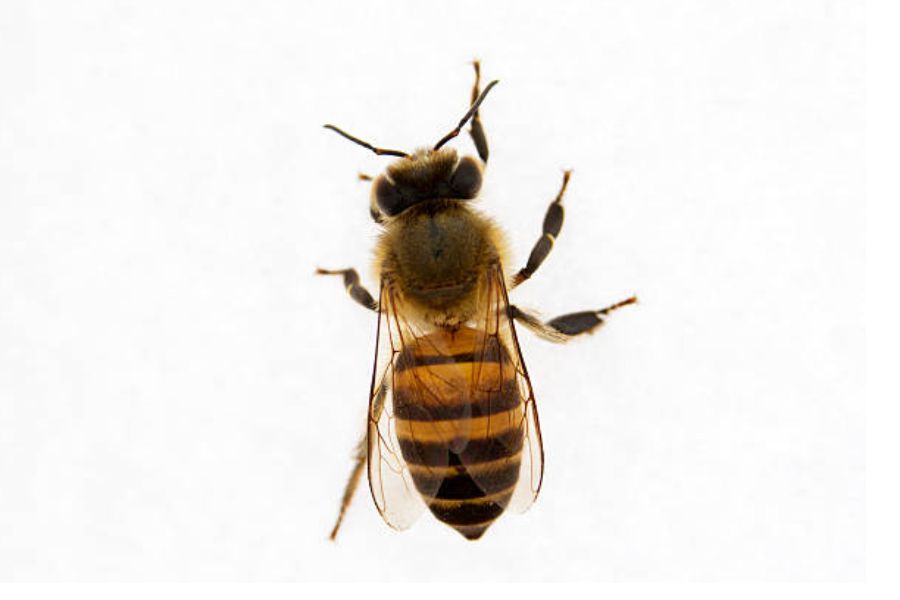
[318,62,636,541]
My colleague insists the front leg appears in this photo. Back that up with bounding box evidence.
[511,170,571,288]
[315,267,378,312]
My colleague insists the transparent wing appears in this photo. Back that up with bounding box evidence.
[366,281,433,530]
[466,262,544,513]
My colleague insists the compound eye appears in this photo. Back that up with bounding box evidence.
[449,156,483,199]
[373,175,405,216]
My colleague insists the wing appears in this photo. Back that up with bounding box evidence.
[467,261,544,513]
[365,279,432,531]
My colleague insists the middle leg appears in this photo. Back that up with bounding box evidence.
[315,267,378,312]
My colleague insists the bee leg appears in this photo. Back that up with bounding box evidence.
[511,170,571,288]
[329,381,387,540]
[329,431,367,540]
[315,267,378,312]
[510,296,637,342]
[468,60,490,164]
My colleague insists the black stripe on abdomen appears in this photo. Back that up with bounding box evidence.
[428,493,512,526]
[434,463,520,500]
[397,426,523,468]
[409,454,522,499]
[394,338,505,370]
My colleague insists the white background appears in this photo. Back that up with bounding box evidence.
[0,0,863,581]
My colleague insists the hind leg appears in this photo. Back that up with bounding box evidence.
[510,296,637,342]
[329,431,367,540]
[329,381,387,540]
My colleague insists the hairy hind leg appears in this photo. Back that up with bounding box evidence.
[510,296,637,342]
[329,382,387,540]
[329,432,367,540]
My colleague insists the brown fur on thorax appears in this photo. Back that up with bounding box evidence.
[375,199,508,329]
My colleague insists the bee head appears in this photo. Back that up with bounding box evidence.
[324,79,497,219]
[369,149,483,217]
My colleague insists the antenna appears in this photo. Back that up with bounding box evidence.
[322,124,409,158]
[433,79,499,151]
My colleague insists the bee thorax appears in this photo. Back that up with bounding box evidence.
[377,202,500,327]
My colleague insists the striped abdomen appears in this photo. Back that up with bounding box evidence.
[393,327,524,540]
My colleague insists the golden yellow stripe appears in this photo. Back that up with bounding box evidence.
[395,406,523,443]
[394,360,517,406]
[406,454,522,479]
[427,488,514,508]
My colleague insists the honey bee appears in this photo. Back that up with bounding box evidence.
[318,62,636,541]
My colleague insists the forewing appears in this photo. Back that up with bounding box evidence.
[366,281,439,530]
[462,263,545,514]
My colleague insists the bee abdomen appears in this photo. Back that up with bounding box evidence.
[392,327,524,540]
